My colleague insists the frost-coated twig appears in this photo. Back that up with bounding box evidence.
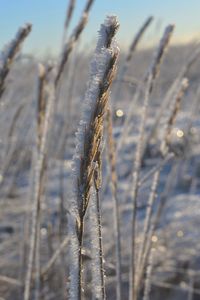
[129,24,174,300]
[106,108,122,300]
[0,23,32,98]
[69,16,119,299]
[24,73,55,300]
[55,0,94,86]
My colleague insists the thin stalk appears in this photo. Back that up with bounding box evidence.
[129,24,174,300]
[124,16,154,72]
[95,189,106,299]
[143,45,200,154]
[106,108,122,300]
[142,249,154,300]
[62,0,76,45]
[136,78,188,298]
[0,23,32,98]
[113,16,153,114]
[40,237,69,279]
[69,16,119,299]
[55,0,94,86]
[24,70,55,300]
[135,170,160,300]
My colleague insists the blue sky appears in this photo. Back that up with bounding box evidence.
[1,0,200,56]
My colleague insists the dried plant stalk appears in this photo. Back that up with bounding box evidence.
[106,108,122,299]
[55,0,94,85]
[129,24,174,300]
[160,78,189,155]
[136,163,179,299]
[139,152,174,187]
[62,0,76,43]
[37,64,47,148]
[143,46,200,153]
[24,68,54,300]
[135,170,160,299]
[35,64,48,300]
[88,177,106,299]
[69,15,119,299]
[103,17,153,202]
[142,249,154,300]
[114,16,153,112]
[125,16,153,66]
[0,23,32,98]
[136,79,188,298]
[115,24,174,160]
[40,237,69,279]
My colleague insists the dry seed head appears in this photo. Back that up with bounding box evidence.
[72,16,120,218]
[160,77,189,155]
[0,23,32,98]
[55,1,94,86]
[126,16,153,62]
[64,0,76,29]
[146,24,175,84]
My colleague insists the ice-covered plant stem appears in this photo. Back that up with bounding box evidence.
[69,15,120,300]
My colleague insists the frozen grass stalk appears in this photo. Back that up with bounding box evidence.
[69,15,119,299]
[24,69,55,300]
[129,24,174,300]
[0,23,32,98]
[88,181,106,299]
[142,249,154,300]
[115,24,174,158]
[143,46,200,152]
[35,64,47,300]
[106,108,122,299]
[102,16,154,197]
[55,0,94,86]
[160,78,189,155]
[124,16,153,72]
[113,16,153,119]
[135,170,160,298]
[136,79,188,297]
[62,0,76,44]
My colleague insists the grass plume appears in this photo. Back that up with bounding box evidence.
[0,23,32,98]
[69,15,119,299]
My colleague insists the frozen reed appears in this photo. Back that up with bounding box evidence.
[129,24,174,300]
[69,15,119,299]
[55,0,94,86]
[0,23,32,98]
